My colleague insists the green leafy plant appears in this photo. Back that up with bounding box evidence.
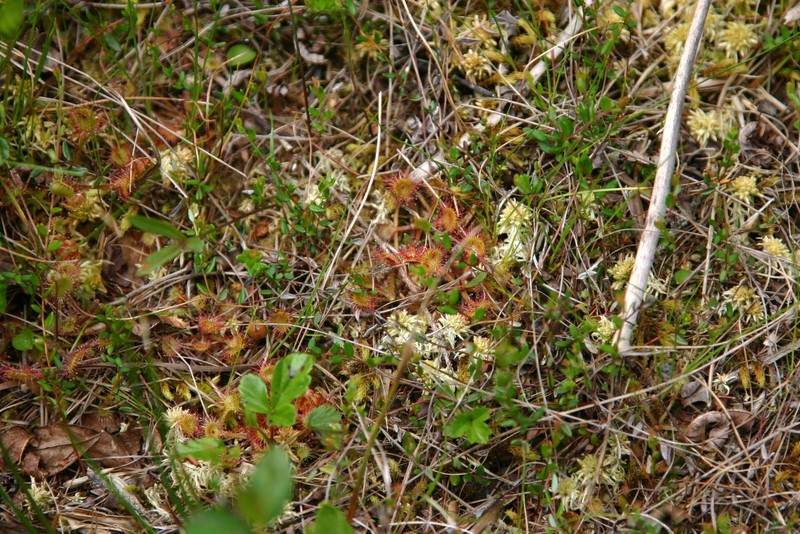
[181,445,354,534]
[176,437,238,465]
[306,404,344,449]
[183,446,293,533]
[307,502,354,534]
[127,215,205,276]
[447,406,492,445]
[239,353,315,428]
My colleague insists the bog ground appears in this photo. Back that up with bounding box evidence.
[1,0,800,532]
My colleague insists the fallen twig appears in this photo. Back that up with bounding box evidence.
[614,0,713,352]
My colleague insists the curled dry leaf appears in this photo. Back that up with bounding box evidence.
[738,121,786,167]
[727,409,756,431]
[34,423,101,475]
[0,426,34,468]
[298,42,326,65]
[685,411,730,450]
[680,380,709,407]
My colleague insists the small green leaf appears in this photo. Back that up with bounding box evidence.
[305,0,343,14]
[306,405,341,433]
[0,0,24,40]
[307,503,354,534]
[447,407,492,444]
[612,5,628,18]
[227,44,257,67]
[466,272,487,288]
[137,243,183,276]
[556,116,574,137]
[185,237,205,253]
[526,128,549,142]
[175,437,227,463]
[271,353,314,408]
[0,137,10,161]
[103,31,121,53]
[128,215,185,239]
[599,96,615,111]
[269,403,297,427]
[674,270,692,284]
[237,446,293,528]
[414,218,433,232]
[184,506,251,534]
[12,328,34,351]
[239,374,271,414]
[447,289,460,306]
[513,174,531,194]
[539,141,563,154]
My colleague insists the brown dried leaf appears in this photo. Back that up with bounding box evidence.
[80,415,142,467]
[159,314,189,329]
[738,121,785,167]
[86,433,129,468]
[33,423,100,475]
[87,429,142,468]
[113,427,143,460]
[0,427,34,468]
[20,449,46,478]
[680,380,709,407]
[104,232,151,288]
[82,413,120,434]
[685,411,730,449]
[728,409,755,431]
[707,421,731,450]
[22,422,143,473]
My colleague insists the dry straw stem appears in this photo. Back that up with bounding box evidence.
[614,0,713,352]
[320,91,382,292]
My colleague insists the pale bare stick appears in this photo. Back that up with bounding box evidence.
[614,0,713,352]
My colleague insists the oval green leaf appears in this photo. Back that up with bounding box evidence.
[12,328,34,351]
[137,243,183,276]
[674,269,692,284]
[176,437,226,463]
[184,507,251,534]
[128,215,184,239]
[227,44,256,67]
[237,446,293,527]
[307,503,354,534]
[239,374,271,414]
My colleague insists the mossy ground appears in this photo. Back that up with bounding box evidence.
[1,0,800,531]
